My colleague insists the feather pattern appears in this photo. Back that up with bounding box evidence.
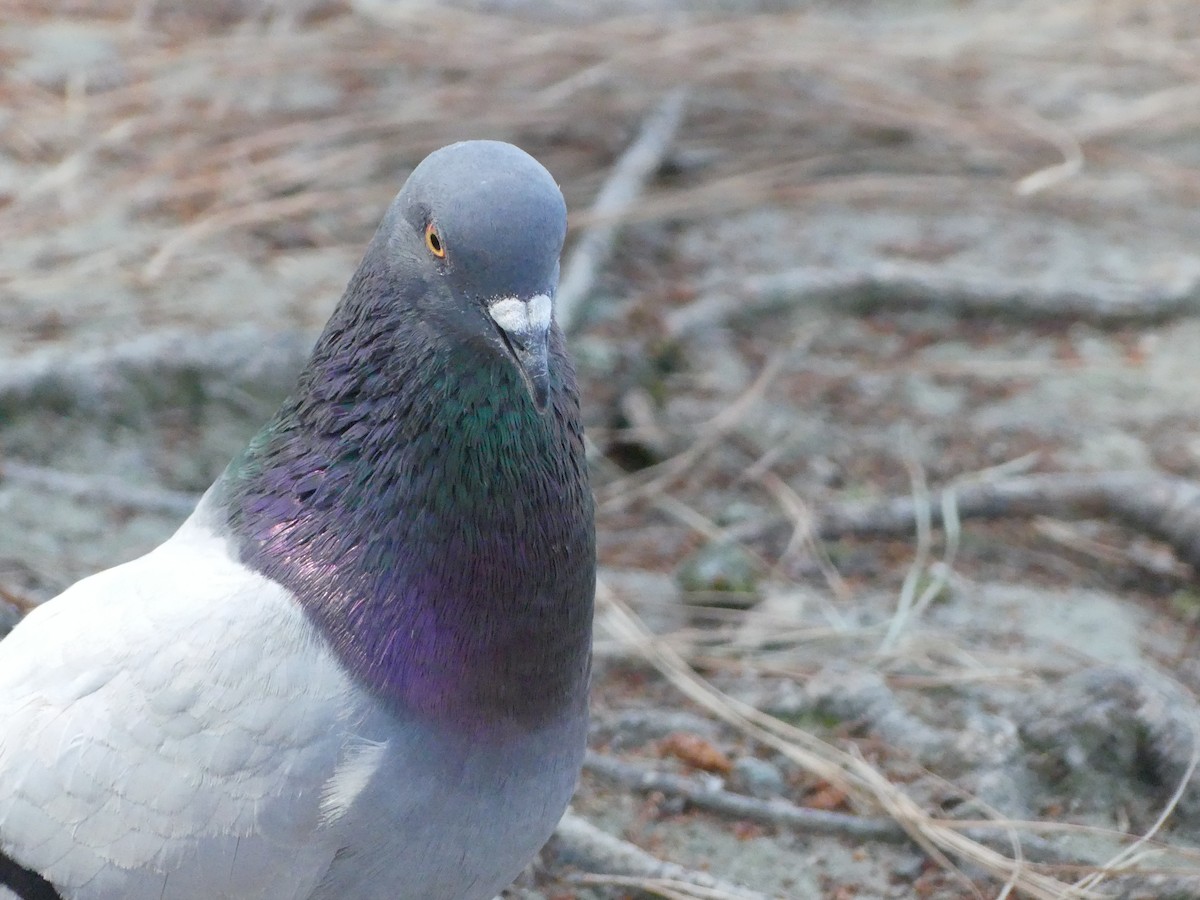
[0,140,593,900]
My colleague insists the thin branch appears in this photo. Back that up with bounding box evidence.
[584,751,1077,867]
[743,471,1200,572]
[596,581,1093,899]
[556,89,688,334]
[570,873,765,900]
[666,261,1200,338]
[0,461,197,517]
[584,750,910,844]
[598,345,792,513]
[0,327,310,416]
[548,810,769,900]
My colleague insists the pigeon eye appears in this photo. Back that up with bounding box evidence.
[424,223,446,259]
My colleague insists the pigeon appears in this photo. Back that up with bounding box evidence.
[0,140,595,900]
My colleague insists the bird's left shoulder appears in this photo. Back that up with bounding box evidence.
[0,514,378,899]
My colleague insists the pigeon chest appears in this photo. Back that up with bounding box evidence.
[310,699,587,900]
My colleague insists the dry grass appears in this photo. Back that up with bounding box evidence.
[599,581,1200,898]
[2,0,1200,293]
[6,0,1200,895]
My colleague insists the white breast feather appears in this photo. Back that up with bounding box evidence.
[0,515,384,900]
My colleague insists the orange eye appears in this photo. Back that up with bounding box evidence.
[424,222,445,259]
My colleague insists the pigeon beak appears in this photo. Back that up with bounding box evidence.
[487,294,553,411]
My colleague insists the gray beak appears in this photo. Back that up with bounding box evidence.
[487,294,553,411]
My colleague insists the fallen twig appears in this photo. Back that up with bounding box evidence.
[556,89,688,334]
[597,580,1093,899]
[585,750,908,843]
[598,342,796,513]
[584,751,1077,867]
[548,810,770,900]
[570,873,767,900]
[0,461,197,517]
[665,260,1200,338]
[0,327,310,417]
[748,471,1200,572]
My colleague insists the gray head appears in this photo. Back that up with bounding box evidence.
[217,140,593,728]
[370,140,568,408]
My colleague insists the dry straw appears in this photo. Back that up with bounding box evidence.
[3,0,1200,294]
[599,579,1200,898]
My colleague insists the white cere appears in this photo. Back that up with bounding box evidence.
[487,294,552,335]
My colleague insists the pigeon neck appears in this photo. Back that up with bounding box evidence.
[216,282,594,730]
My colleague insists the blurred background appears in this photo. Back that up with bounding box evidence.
[4,1,1200,896]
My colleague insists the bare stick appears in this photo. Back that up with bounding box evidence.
[585,750,907,843]
[598,345,792,513]
[0,327,310,416]
[597,582,1090,899]
[1,461,197,517]
[570,873,764,900]
[747,471,1200,571]
[556,89,688,334]
[666,260,1200,338]
[548,810,770,900]
[584,751,1075,866]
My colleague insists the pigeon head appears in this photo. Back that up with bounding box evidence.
[369,140,568,410]
[216,141,594,732]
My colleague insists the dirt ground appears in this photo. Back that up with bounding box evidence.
[5,1,1200,897]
